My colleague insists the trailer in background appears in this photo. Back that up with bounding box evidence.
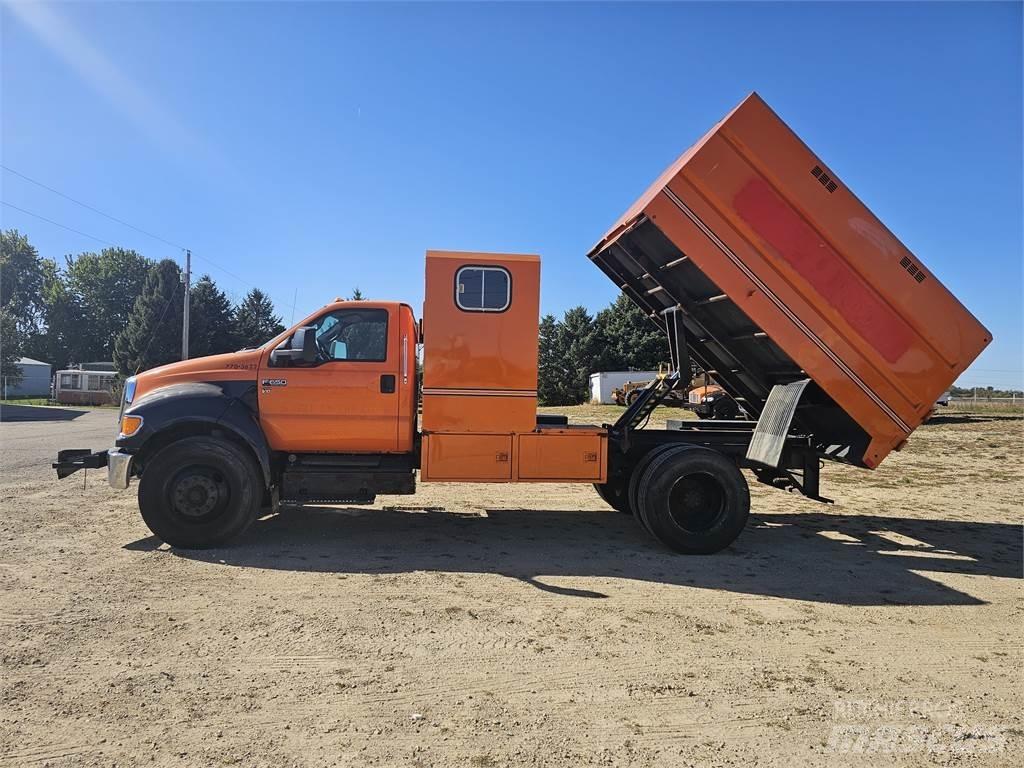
[589,371,659,404]
[55,369,117,406]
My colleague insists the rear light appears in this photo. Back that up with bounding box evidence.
[119,415,144,438]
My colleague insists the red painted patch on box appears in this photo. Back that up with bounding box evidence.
[734,178,911,364]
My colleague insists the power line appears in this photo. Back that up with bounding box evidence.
[2,164,187,252]
[1,200,120,248]
[2,165,255,293]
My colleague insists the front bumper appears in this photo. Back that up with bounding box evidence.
[53,448,132,489]
[108,449,132,490]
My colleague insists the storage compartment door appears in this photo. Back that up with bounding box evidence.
[422,434,512,481]
[518,433,606,481]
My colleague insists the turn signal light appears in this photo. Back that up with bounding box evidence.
[119,415,144,437]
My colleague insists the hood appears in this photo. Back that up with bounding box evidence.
[133,348,262,402]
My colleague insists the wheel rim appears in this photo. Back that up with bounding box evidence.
[169,465,230,523]
[667,472,726,533]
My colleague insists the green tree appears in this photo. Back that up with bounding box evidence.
[560,306,601,404]
[594,293,668,372]
[537,307,601,405]
[188,275,236,358]
[1,230,47,384]
[537,314,566,405]
[113,259,183,375]
[349,287,365,300]
[23,259,87,371]
[233,288,285,348]
[63,247,153,361]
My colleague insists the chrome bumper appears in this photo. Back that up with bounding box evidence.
[108,449,133,490]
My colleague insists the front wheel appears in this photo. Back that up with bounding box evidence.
[635,445,749,554]
[138,436,262,548]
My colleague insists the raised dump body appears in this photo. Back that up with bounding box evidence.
[588,92,990,468]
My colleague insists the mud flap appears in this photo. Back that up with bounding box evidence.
[746,379,811,468]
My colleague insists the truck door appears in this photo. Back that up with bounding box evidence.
[258,306,401,453]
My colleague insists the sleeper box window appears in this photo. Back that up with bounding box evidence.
[456,266,510,312]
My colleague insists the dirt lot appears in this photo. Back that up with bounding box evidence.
[1,403,1021,767]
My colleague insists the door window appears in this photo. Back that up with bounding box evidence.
[310,308,388,362]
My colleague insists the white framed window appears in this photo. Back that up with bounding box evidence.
[455,266,511,312]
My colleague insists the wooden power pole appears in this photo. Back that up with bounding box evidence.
[181,249,191,360]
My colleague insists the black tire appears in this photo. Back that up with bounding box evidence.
[138,436,262,549]
[593,481,631,514]
[625,389,641,406]
[635,445,750,554]
[627,445,685,534]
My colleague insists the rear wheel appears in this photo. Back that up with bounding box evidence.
[625,389,641,406]
[627,445,685,534]
[635,445,749,554]
[138,436,262,549]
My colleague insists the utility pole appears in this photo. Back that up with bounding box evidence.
[181,249,191,360]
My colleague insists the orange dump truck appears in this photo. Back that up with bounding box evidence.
[55,93,989,555]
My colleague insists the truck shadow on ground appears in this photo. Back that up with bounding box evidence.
[922,413,1023,426]
[145,507,1022,607]
[0,403,89,422]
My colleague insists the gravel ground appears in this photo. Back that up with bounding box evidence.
[1,404,1021,767]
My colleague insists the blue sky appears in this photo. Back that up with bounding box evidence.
[2,1,1021,389]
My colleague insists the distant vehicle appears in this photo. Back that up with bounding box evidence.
[612,374,688,407]
[686,383,740,420]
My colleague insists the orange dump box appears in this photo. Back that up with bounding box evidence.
[588,93,990,468]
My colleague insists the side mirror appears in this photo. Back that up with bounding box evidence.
[270,326,318,366]
[292,327,318,363]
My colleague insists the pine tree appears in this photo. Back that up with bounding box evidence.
[594,294,668,373]
[233,289,285,348]
[537,314,563,406]
[560,306,600,404]
[113,259,183,375]
[188,275,236,358]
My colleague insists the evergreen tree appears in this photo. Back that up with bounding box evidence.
[537,307,601,405]
[560,305,601,404]
[233,288,285,348]
[537,314,564,406]
[113,259,183,375]
[594,293,668,372]
[350,287,365,300]
[188,275,236,357]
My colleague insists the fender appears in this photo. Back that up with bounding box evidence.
[117,381,273,487]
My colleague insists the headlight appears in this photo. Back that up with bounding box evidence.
[703,395,715,402]
[124,376,137,405]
